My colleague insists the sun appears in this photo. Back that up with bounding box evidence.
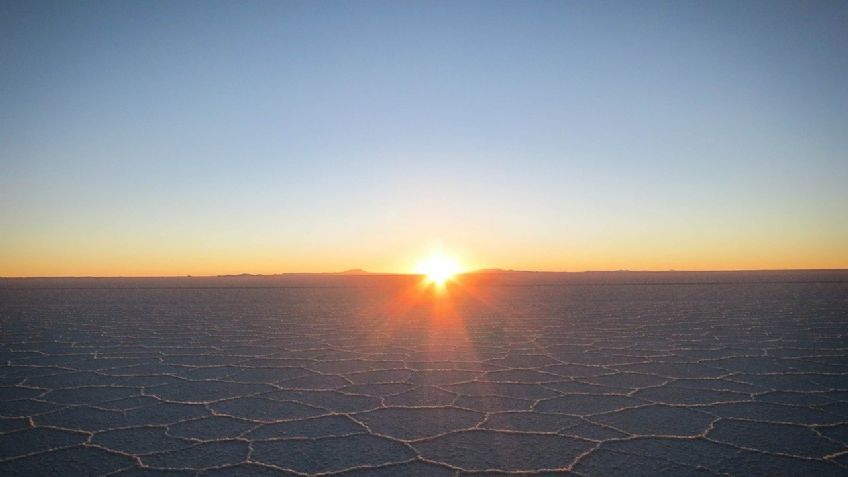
[416,250,462,286]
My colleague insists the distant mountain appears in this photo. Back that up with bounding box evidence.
[213,270,374,277]
[335,269,372,275]
[467,268,532,274]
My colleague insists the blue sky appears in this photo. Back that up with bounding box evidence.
[2,1,847,275]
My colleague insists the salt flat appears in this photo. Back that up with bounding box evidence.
[1,271,847,476]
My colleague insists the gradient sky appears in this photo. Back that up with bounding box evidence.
[2,0,847,276]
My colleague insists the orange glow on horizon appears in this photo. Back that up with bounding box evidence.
[1,234,847,277]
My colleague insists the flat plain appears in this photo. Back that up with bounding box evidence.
[1,271,847,476]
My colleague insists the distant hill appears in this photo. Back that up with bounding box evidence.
[215,270,373,277]
[335,269,372,275]
[467,268,548,274]
[468,268,520,274]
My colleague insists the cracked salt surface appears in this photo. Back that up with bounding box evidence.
[1,271,847,476]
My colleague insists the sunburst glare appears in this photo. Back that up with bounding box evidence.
[415,250,462,286]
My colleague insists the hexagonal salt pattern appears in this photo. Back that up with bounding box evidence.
[1,275,847,475]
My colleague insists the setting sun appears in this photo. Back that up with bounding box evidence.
[416,251,462,286]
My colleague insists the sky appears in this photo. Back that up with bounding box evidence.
[2,0,847,276]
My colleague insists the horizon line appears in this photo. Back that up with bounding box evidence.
[3,267,848,280]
